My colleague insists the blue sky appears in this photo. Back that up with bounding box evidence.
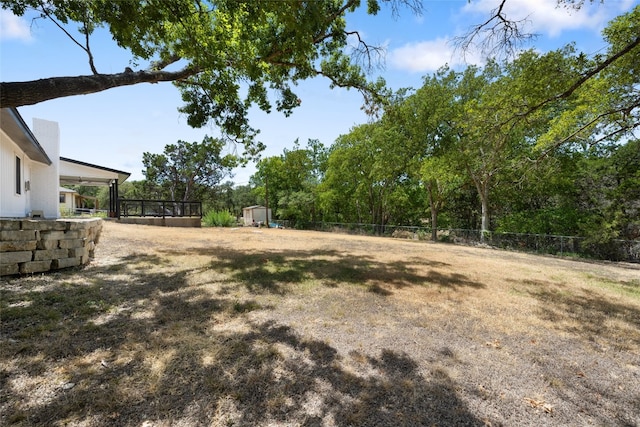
[1,0,637,185]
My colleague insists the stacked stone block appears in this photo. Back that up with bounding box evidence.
[0,218,102,276]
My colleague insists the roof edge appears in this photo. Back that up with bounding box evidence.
[1,108,52,165]
[60,157,131,183]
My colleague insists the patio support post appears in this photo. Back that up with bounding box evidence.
[108,179,119,218]
[114,179,119,218]
[107,182,113,218]
[108,182,113,217]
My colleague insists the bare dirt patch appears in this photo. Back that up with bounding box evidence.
[1,221,639,426]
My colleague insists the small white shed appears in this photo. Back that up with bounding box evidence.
[242,205,272,226]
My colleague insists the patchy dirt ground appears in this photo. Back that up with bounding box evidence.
[1,221,639,426]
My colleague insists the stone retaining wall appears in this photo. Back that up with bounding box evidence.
[0,218,102,276]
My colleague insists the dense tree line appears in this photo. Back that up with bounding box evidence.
[63,3,638,252]
[240,7,640,246]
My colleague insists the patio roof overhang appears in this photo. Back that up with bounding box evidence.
[59,157,130,186]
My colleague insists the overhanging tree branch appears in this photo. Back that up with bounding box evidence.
[35,0,99,74]
[545,36,640,107]
[453,0,536,60]
[499,35,640,130]
[150,55,183,71]
[0,67,199,108]
[536,100,640,160]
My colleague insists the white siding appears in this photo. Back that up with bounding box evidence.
[30,118,60,219]
[24,162,32,215]
[0,129,28,217]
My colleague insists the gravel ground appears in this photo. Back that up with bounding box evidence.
[1,221,639,427]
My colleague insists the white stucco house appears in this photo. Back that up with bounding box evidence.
[1,108,129,219]
[1,108,59,218]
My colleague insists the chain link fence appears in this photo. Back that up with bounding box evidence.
[272,221,639,263]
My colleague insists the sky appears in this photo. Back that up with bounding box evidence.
[1,0,637,186]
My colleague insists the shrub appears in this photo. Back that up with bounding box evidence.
[203,210,237,227]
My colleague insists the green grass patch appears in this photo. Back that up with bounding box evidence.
[233,300,262,313]
[586,274,640,299]
[1,283,113,341]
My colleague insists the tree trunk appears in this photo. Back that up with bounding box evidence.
[470,174,491,242]
[265,174,270,228]
[431,206,438,242]
[480,186,490,242]
[426,182,438,242]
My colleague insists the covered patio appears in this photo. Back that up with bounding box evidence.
[59,157,130,217]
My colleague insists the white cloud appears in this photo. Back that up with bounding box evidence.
[0,10,32,42]
[461,0,625,38]
[388,37,483,73]
[390,0,639,73]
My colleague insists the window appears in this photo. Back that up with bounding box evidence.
[60,194,66,203]
[15,156,21,195]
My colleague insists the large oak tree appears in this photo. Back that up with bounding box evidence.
[0,0,419,155]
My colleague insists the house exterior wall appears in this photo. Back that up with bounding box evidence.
[24,162,32,215]
[0,129,31,217]
[30,118,60,219]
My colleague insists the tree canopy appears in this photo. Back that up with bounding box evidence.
[0,0,419,155]
[4,0,636,158]
[234,5,638,255]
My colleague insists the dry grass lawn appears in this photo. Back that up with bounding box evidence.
[1,221,639,426]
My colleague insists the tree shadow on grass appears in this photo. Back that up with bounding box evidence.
[160,247,484,295]
[513,279,640,426]
[203,321,484,427]
[517,279,640,350]
[1,251,486,426]
[5,320,486,426]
